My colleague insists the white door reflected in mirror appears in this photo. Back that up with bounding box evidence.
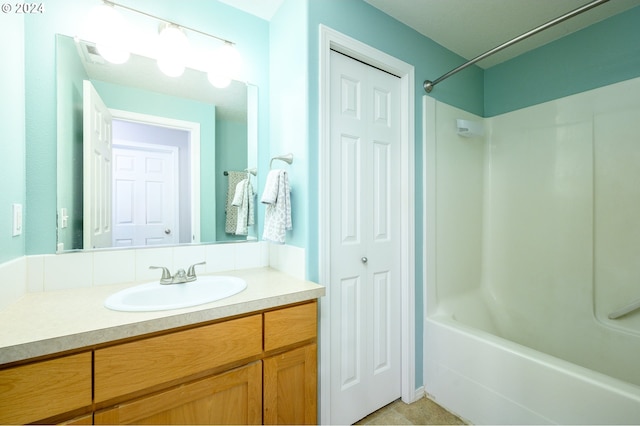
[112,141,179,247]
[83,80,113,249]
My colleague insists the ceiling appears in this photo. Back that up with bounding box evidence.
[221,0,638,69]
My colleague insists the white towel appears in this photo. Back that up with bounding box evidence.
[232,178,254,236]
[261,170,292,244]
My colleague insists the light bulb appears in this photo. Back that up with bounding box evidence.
[207,42,242,88]
[207,70,231,89]
[85,4,130,64]
[157,24,189,77]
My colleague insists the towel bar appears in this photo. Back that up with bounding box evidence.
[269,153,293,169]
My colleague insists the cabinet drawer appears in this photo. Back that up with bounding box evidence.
[95,314,262,403]
[264,302,317,352]
[0,352,92,424]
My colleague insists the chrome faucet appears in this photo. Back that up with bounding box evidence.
[149,261,207,285]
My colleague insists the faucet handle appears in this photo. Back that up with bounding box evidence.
[187,261,207,278]
[149,266,172,281]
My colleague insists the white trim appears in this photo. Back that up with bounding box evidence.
[109,109,202,243]
[318,24,416,424]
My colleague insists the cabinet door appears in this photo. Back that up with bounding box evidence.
[95,362,262,425]
[263,344,317,425]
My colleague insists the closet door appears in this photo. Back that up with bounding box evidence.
[328,50,402,425]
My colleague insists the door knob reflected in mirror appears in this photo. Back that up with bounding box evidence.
[164,228,172,235]
[361,257,368,264]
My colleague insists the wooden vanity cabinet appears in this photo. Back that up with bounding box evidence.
[0,300,318,425]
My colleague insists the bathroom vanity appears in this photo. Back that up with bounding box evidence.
[0,268,324,425]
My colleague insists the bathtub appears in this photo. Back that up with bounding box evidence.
[424,305,640,425]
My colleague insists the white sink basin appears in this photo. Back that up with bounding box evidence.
[104,276,247,312]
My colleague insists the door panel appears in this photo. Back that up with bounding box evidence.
[340,135,361,244]
[329,50,402,424]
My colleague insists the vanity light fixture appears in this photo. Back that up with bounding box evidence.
[85,2,130,64]
[157,23,189,77]
[86,0,243,85]
[207,42,243,88]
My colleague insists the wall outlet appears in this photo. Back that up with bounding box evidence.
[12,203,22,237]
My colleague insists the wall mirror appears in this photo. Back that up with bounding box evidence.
[56,34,258,252]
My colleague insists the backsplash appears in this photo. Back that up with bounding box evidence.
[0,242,306,310]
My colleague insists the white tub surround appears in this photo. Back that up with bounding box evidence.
[0,267,324,365]
[424,77,640,424]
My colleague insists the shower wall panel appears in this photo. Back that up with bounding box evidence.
[432,103,485,304]
[485,109,594,349]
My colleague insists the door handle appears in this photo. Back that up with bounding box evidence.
[361,257,368,264]
[164,228,172,235]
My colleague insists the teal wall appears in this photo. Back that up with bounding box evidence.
[92,80,218,242]
[24,0,270,255]
[485,5,640,117]
[0,14,26,264]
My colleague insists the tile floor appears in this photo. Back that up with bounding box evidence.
[354,397,466,425]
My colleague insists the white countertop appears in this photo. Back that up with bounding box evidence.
[0,268,324,365]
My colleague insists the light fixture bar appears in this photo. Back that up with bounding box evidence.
[103,0,235,46]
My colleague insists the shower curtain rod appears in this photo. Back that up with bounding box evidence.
[423,0,609,93]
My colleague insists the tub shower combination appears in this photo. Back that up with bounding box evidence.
[424,73,640,426]
[422,1,640,423]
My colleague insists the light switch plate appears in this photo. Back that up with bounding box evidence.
[12,203,23,237]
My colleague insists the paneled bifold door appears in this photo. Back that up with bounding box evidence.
[329,50,402,425]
